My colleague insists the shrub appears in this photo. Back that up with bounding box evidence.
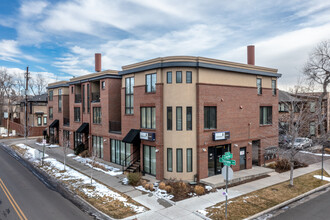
[144,183,150,190]
[172,181,189,198]
[79,150,89,158]
[36,137,42,143]
[275,158,308,173]
[194,185,205,196]
[159,182,166,190]
[165,185,172,193]
[149,184,154,191]
[127,172,141,186]
[140,180,147,187]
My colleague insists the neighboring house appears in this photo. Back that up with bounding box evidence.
[278,90,329,138]
[48,47,281,181]
[19,94,48,128]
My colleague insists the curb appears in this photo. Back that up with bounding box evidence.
[1,143,113,220]
[244,182,330,220]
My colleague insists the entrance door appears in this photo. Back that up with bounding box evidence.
[252,140,260,166]
[240,147,246,170]
[208,144,231,176]
[143,145,156,176]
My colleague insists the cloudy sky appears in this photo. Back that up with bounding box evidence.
[1,0,330,89]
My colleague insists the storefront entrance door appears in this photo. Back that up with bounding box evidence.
[208,144,231,176]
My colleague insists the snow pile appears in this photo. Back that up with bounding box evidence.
[47,144,60,148]
[205,185,213,191]
[314,175,330,182]
[67,153,75,157]
[16,144,48,160]
[73,156,122,176]
[122,177,129,185]
[43,158,146,214]
[135,185,174,200]
[36,142,49,146]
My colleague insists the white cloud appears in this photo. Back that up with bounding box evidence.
[0,39,41,63]
[20,0,48,18]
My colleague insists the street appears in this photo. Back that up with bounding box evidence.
[0,143,92,220]
[271,189,330,220]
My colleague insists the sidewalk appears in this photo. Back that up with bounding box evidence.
[2,137,330,220]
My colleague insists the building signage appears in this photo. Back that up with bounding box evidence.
[140,132,156,141]
[213,131,230,141]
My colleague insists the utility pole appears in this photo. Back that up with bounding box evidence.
[24,67,29,141]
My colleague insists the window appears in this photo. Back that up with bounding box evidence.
[49,107,53,120]
[176,107,182,131]
[82,85,85,113]
[167,107,172,130]
[204,106,217,129]
[74,107,80,122]
[102,81,105,89]
[49,90,53,101]
[71,86,73,94]
[110,139,131,166]
[141,107,156,129]
[272,80,276,95]
[43,116,47,125]
[92,136,103,158]
[125,77,134,114]
[167,148,173,172]
[37,115,42,126]
[87,84,90,113]
[176,148,183,172]
[58,89,62,112]
[167,71,172,84]
[143,145,156,175]
[279,103,288,112]
[29,103,32,114]
[257,78,262,95]
[186,107,192,130]
[310,122,316,136]
[187,148,192,172]
[176,71,182,83]
[93,107,101,124]
[260,106,272,125]
[74,132,83,149]
[145,73,156,93]
[310,102,316,113]
[186,71,192,83]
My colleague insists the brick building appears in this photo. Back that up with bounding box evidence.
[47,47,281,181]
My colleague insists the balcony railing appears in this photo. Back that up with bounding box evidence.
[75,94,82,103]
[63,118,70,126]
[109,121,121,133]
[91,92,100,102]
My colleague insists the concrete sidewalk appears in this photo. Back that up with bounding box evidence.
[2,137,330,220]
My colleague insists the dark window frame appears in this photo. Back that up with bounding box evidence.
[93,107,101,124]
[272,80,276,96]
[167,148,173,172]
[257,78,262,95]
[186,71,192,83]
[186,106,192,130]
[176,107,182,131]
[125,77,134,115]
[49,107,53,120]
[49,90,53,101]
[140,107,156,129]
[87,84,90,113]
[204,106,217,129]
[176,148,183,172]
[167,71,172,84]
[260,106,272,125]
[37,115,42,126]
[145,73,157,93]
[176,71,182,83]
[101,81,105,89]
[167,107,172,130]
[82,85,85,113]
[187,148,192,172]
[74,107,80,122]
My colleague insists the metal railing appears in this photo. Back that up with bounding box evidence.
[122,148,140,172]
[109,121,121,133]
[91,92,100,102]
[63,118,70,126]
[75,94,82,103]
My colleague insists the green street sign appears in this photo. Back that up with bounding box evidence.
[219,152,236,166]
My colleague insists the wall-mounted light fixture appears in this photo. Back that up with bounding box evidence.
[155,149,159,153]
[239,106,243,109]
[248,142,252,145]
[234,144,238,147]
[104,139,107,142]
[202,148,207,152]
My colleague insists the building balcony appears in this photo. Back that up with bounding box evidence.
[109,121,121,133]
[91,92,100,102]
[63,118,70,126]
[75,94,81,103]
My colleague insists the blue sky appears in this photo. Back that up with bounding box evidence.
[1,0,330,89]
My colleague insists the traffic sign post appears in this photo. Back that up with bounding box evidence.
[219,152,236,219]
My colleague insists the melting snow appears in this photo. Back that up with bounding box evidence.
[67,153,76,157]
[300,151,330,157]
[314,175,330,182]
[73,156,122,176]
[16,144,48,160]
[135,185,174,200]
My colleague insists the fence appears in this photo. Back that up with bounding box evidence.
[2,119,46,137]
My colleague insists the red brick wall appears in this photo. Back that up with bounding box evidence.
[196,83,278,179]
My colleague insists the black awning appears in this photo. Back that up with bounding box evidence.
[122,129,140,144]
[49,120,59,128]
[76,123,89,133]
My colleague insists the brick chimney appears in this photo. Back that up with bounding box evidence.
[95,53,101,72]
[247,45,255,65]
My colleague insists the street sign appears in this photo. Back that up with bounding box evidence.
[222,166,233,180]
[219,152,235,166]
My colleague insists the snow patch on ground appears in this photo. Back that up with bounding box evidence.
[196,209,208,216]
[135,185,174,200]
[67,153,75,157]
[205,185,213,191]
[73,156,122,176]
[314,175,330,182]
[16,144,48,160]
[300,151,330,157]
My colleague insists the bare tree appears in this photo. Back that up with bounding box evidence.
[29,73,48,96]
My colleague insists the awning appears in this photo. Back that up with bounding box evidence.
[122,129,140,144]
[49,119,59,128]
[76,123,89,133]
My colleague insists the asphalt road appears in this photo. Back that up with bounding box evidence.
[0,144,92,220]
[272,189,330,220]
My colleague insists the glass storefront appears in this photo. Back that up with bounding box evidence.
[208,144,231,176]
[143,145,156,176]
[110,139,131,166]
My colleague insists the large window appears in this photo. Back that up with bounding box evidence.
[49,90,53,101]
[272,80,276,95]
[186,71,192,83]
[74,132,83,149]
[176,71,182,83]
[43,116,47,125]
[87,84,90,113]
[141,107,156,129]
[146,73,156,93]
[58,89,62,112]
[167,71,172,84]
[257,78,262,95]
[110,139,131,166]
[187,148,192,172]
[167,148,173,172]
[49,107,53,120]
[92,136,103,158]
[186,107,192,130]
[125,77,134,114]
[176,107,182,131]
[176,148,183,172]
[93,107,101,124]
[82,85,85,113]
[310,102,316,113]
[143,145,156,175]
[167,107,172,130]
[74,107,80,122]
[204,106,217,129]
[260,106,272,125]
[310,122,316,136]
[37,115,42,126]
